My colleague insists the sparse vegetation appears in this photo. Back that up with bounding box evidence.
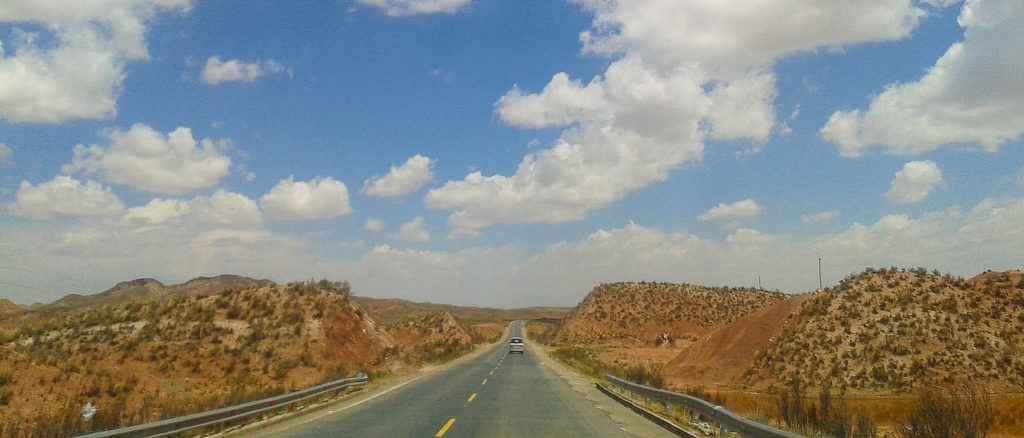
[893,382,993,438]
[0,277,391,437]
[749,268,1024,392]
[558,282,786,345]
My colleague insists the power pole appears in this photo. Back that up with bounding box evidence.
[818,258,822,291]
[758,276,761,290]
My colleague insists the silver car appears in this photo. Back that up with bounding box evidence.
[508,336,524,354]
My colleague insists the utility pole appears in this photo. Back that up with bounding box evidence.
[818,258,822,291]
[758,276,761,290]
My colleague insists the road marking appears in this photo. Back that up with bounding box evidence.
[481,378,487,386]
[435,418,456,437]
[467,393,477,402]
[488,370,493,375]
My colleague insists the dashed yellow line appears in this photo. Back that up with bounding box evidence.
[489,370,494,375]
[481,378,488,386]
[468,393,477,402]
[435,418,456,437]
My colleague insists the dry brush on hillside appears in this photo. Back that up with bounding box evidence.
[747,268,1024,393]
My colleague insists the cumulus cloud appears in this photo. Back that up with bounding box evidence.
[355,0,471,16]
[260,176,352,221]
[364,218,386,233]
[200,57,287,85]
[573,0,932,73]
[887,160,944,204]
[429,1,938,238]
[393,217,431,243]
[698,199,765,222]
[344,196,1024,306]
[62,123,232,195]
[0,0,191,124]
[362,154,435,197]
[801,210,841,224]
[9,176,124,219]
[822,0,1024,157]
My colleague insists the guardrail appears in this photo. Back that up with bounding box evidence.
[604,374,804,438]
[78,372,369,438]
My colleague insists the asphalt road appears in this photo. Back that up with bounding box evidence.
[240,321,676,437]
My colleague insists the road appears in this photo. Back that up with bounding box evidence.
[240,321,676,437]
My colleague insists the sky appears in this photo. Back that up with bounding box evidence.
[0,0,1022,308]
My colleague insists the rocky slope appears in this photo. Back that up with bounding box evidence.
[0,280,393,437]
[745,268,1024,393]
[557,282,788,346]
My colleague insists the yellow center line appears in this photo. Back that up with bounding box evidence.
[435,418,456,437]
[489,370,493,375]
[468,393,477,402]
[481,378,488,386]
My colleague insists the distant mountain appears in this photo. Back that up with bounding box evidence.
[29,275,274,315]
[556,282,787,346]
[744,268,1024,393]
[0,298,25,317]
[354,296,569,327]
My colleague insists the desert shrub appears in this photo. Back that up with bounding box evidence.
[894,382,993,438]
[0,366,12,386]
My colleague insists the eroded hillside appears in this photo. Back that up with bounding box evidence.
[557,282,787,346]
[0,280,393,437]
[746,268,1024,393]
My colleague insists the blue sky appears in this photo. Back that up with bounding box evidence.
[1,0,1022,307]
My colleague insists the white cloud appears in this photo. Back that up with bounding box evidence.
[62,123,232,195]
[393,217,430,243]
[9,176,124,219]
[0,143,10,163]
[887,160,944,204]
[698,199,765,222]
[429,55,709,237]
[361,154,434,197]
[355,0,471,16]
[0,0,192,124]
[706,72,777,142]
[430,1,939,238]
[364,218,386,233]
[260,176,352,221]
[822,0,1024,157]
[200,57,287,85]
[573,0,933,73]
[346,196,1024,306]
[801,210,841,224]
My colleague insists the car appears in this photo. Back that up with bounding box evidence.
[508,336,525,354]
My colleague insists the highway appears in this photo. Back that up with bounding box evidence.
[240,321,676,437]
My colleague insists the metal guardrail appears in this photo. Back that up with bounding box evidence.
[78,372,369,438]
[604,374,804,438]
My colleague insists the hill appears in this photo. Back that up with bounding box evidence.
[663,293,813,389]
[387,311,476,363]
[0,280,394,437]
[354,296,568,326]
[745,268,1024,393]
[30,275,275,315]
[557,282,788,346]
